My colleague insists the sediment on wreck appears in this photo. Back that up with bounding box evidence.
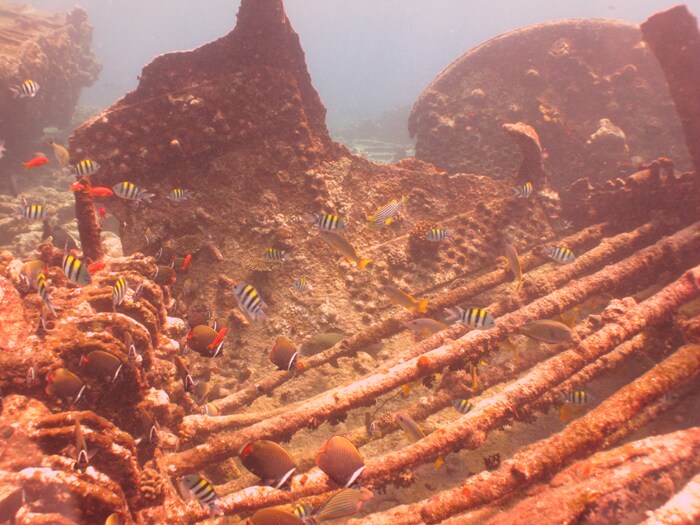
[641,5,700,174]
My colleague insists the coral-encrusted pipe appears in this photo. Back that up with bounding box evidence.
[639,471,700,525]
[74,189,104,261]
[211,220,666,416]
[641,6,700,175]
[444,426,700,525]
[421,342,700,523]
[165,224,699,487]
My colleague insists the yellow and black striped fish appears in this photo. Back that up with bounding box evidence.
[307,213,345,232]
[562,390,589,405]
[36,272,56,316]
[19,204,46,220]
[292,503,313,520]
[12,79,39,98]
[167,188,191,202]
[232,282,267,323]
[292,278,312,294]
[112,181,154,204]
[513,181,533,198]
[452,398,473,415]
[74,159,100,177]
[262,247,288,262]
[368,196,407,229]
[545,245,576,264]
[180,475,223,517]
[444,306,495,329]
[112,277,128,308]
[426,227,451,241]
[62,253,92,286]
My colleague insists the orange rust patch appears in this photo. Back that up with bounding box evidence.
[417,355,431,369]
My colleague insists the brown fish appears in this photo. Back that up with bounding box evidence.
[300,332,346,356]
[504,242,523,292]
[45,368,85,404]
[269,336,299,372]
[314,487,374,522]
[73,420,94,471]
[245,508,303,525]
[315,435,365,488]
[174,356,195,392]
[139,406,159,445]
[240,440,297,489]
[319,231,372,270]
[186,325,226,357]
[517,320,574,344]
[380,285,429,313]
[80,351,122,383]
[152,265,176,286]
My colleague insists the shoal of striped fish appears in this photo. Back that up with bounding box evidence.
[12,79,39,98]
[452,398,473,414]
[36,272,56,316]
[368,195,407,229]
[292,278,312,293]
[307,213,344,232]
[263,247,289,262]
[545,245,576,264]
[180,475,223,517]
[19,204,46,220]
[112,181,154,203]
[426,227,451,241]
[74,159,100,177]
[167,188,191,202]
[310,487,374,523]
[62,253,92,286]
[444,306,496,329]
[513,181,533,198]
[112,277,128,308]
[232,282,267,323]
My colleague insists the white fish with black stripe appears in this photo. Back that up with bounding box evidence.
[444,306,496,329]
[232,282,267,323]
[112,277,128,308]
[512,181,533,198]
[62,252,92,286]
[112,181,154,204]
[18,204,46,221]
[306,213,345,232]
[36,272,57,316]
[545,245,576,264]
[167,188,191,202]
[292,278,312,294]
[73,159,100,177]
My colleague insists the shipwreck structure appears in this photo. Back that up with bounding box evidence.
[0,1,699,524]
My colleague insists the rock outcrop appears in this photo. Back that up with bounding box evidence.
[408,19,691,187]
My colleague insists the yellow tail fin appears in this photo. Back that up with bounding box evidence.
[434,456,445,470]
[358,258,372,270]
[417,298,429,314]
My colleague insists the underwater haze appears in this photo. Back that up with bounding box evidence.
[20,0,700,130]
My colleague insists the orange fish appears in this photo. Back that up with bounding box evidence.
[69,182,86,192]
[87,260,106,273]
[181,254,192,271]
[87,187,114,197]
[22,156,49,171]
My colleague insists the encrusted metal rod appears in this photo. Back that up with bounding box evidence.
[73,188,104,262]
[639,471,700,525]
[167,224,700,483]
[208,220,665,419]
[420,341,700,523]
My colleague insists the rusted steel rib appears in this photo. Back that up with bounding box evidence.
[166,224,699,485]
[198,220,665,431]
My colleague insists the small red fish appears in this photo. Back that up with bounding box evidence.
[69,182,86,192]
[87,187,114,197]
[181,254,192,271]
[97,206,107,226]
[87,260,106,273]
[207,327,229,351]
[22,156,49,171]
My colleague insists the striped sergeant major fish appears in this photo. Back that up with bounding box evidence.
[112,181,154,204]
[74,159,100,177]
[167,188,191,202]
[306,213,344,232]
[232,282,267,323]
[37,272,57,316]
[545,245,576,264]
[444,306,496,329]
[562,390,590,405]
[19,204,46,220]
[11,79,39,98]
[426,227,452,241]
[452,398,473,415]
[292,277,312,293]
[513,181,533,198]
[368,195,408,229]
[62,253,92,286]
[262,247,289,262]
[179,475,223,518]
[112,277,128,308]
